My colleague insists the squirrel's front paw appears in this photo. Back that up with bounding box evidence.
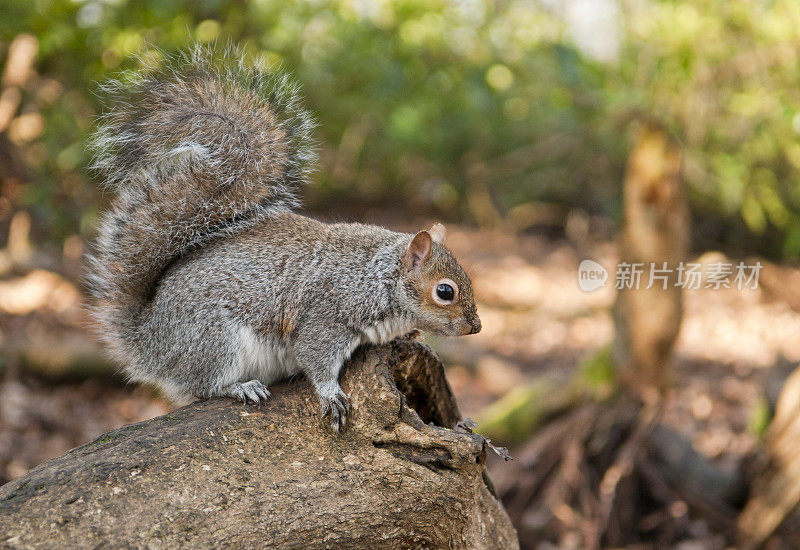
[319,387,350,433]
[225,380,271,404]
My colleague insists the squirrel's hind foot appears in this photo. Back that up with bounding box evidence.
[319,388,350,433]
[225,380,271,404]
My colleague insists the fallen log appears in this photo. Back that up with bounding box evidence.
[0,339,518,549]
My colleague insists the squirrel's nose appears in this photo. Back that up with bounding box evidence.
[467,318,481,335]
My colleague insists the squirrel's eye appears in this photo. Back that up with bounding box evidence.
[432,278,459,305]
[436,284,454,301]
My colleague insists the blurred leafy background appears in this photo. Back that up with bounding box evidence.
[1,0,799,259]
[5,2,800,547]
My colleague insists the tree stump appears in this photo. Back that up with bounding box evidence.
[0,340,518,549]
[613,121,688,396]
[738,365,800,548]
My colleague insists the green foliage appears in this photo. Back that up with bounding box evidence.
[748,396,772,439]
[615,0,800,257]
[1,0,799,256]
[477,346,619,445]
[476,376,581,446]
[579,346,617,399]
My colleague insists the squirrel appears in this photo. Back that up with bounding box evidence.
[85,46,481,432]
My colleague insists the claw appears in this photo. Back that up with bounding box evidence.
[255,385,270,402]
[319,388,350,433]
[225,380,271,405]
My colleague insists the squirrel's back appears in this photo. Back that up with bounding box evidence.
[86,45,317,364]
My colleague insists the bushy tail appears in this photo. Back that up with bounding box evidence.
[85,45,316,351]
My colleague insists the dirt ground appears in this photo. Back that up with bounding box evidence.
[2,222,799,548]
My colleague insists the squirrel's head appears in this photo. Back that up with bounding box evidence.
[397,224,481,337]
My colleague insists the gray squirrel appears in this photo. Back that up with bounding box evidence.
[86,46,481,432]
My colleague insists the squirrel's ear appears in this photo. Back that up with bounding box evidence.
[403,231,432,273]
[429,223,446,244]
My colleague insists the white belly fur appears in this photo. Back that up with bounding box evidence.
[361,317,412,345]
[236,325,299,385]
[234,317,413,387]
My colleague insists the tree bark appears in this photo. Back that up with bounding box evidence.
[0,340,518,549]
[738,365,800,548]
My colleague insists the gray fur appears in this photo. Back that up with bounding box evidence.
[86,46,480,432]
